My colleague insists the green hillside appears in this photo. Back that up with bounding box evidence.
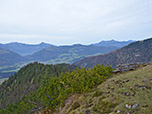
[61,64,152,114]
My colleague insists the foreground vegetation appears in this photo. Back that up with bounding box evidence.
[0,63,112,113]
[61,64,152,114]
[1,62,151,114]
[0,62,76,110]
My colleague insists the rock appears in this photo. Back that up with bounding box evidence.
[125,104,131,109]
[117,110,121,113]
[132,104,139,109]
[128,105,131,109]
[134,84,151,90]
[125,104,129,108]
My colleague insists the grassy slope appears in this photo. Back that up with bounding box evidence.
[61,64,152,114]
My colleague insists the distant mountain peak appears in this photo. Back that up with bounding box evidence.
[93,40,135,48]
[0,42,54,56]
[40,42,48,45]
[74,37,152,68]
[72,44,84,47]
[6,42,22,45]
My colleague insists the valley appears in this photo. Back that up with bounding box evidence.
[0,62,31,79]
[0,40,133,79]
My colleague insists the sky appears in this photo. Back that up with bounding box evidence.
[0,0,152,45]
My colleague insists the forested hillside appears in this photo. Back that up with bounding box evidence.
[0,62,76,109]
[0,63,112,113]
[74,38,152,68]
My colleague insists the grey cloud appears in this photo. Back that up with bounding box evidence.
[0,0,152,44]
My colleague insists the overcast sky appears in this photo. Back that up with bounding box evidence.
[0,0,152,45]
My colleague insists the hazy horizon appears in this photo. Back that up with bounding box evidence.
[0,39,137,46]
[0,0,152,45]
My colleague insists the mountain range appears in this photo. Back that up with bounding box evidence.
[26,44,118,64]
[0,40,135,66]
[0,42,53,56]
[0,40,135,79]
[74,38,152,68]
[93,40,134,48]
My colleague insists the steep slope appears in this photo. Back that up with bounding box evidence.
[0,48,26,67]
[74,38,152,68]
[0,42,53,56]
[0,62,76,109]
[93,40,135,48]
[62,64,152,114]
[27,44,118,64]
